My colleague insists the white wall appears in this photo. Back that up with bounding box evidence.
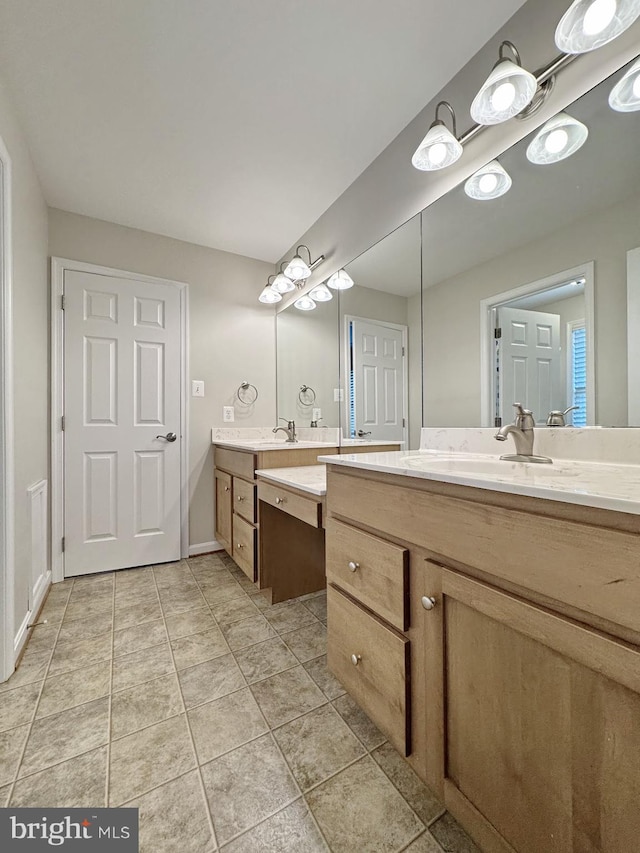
[48,209,274,549]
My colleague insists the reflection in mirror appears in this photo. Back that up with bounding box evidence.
[422,55,640,428]
[341,214,422,448]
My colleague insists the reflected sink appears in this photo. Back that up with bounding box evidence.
[400,456,565,478]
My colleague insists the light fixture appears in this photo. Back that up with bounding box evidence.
[294,294,316,311]
[464,160,512,200]
[284,246,313,281]
[309,283,333,302]
[258,275,282,304]
[327,269,355,290]
[470,41,537,125]
[526,112,589,164]
[271,262,296,294]
[555,0,640,53]
[412,101,463,171]
[609,56,640,111]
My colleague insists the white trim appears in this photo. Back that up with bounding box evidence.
[627,248,640,426]
[51,258,189,582]
[14,571,51,660]
[480,262,595,427]
[189,540,224,557]
[0,135,14,682]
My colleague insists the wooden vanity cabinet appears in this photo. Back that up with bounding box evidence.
[214,469,232,552]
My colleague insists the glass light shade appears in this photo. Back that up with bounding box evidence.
[470,60,537,125]
[284,255,312,281]
[464,161,512,200]
[411,123,463,171]
[555,0,640,53]
[258,285,282,304]
[327,269,355,290]
[609,57,640,111]
[309,284,333,302]
[526,113,589,164]
[272,272,296,293]
[294,295,316,311]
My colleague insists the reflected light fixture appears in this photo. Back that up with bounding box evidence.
[309,283,333,302]
[272,262,296,294]
[327,269,355,290]
[464,160,512,200]
[284,246,313,281]
[555,0,640,53]
[609,57,640,110]
[258,275,282,304]
[526,112,589,164]
[294,294,316,311]
[470,41,537,125]
[412,101,463,171]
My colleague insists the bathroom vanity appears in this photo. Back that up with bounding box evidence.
[322,433,640,853]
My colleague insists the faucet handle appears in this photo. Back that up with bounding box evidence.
[512,402,532,417]
[512,402,534,429]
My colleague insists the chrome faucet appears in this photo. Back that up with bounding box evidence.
[272,418,297,443]
[495,403,552,463]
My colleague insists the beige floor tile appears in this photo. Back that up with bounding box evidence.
[0,650,50,694]
[113,619,167,658]
[220,799,328,853]
[73,572,114,592]
[274,704,365,791]
[249,592,271,611]
[63,590,114,622]
[114,566,154,588]
[303,594,327,622]
[0,681,41,733]
[164,607,217,641]
[303,656,346,700]
[178,654,245,710]
[251,666,326,728]
[264,602,318,634]
[404,831,446,852]
[209,595,259,626]
[25,621,60,654]
[111,673,183,739]
[159,588,207,617]
[0,785,10,806]
[372,742,445,825]
[281,621,327,663]
[429,813,481,853]
[0,724,30,786]
[234,637,298,684]
[201,734,299,845]
[114,597,162,631]
[202,580,246,606]
[188,688,268,764]
[109,715,195,805]
[112,643,174,692]
[125,770,214,853]
[154,563,194,587]
[332,693,386,750]
[39,595,69,625]
[36,661,111,719]
[48,632,112,677]
[56,610,113,644]
[10,746,108,807]
[114,585,158,607]
[170,626,228,670]
[19,697,110,777]
[157,577,201,598]
[221,615,277,651]
[306,756,423,853]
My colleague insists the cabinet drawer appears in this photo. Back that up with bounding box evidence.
[258,482,322,528]
[326,519,409,631]
[327,585,410,756]
[234,477,256,523]
[215,447,256,480]
[232,514,256,581]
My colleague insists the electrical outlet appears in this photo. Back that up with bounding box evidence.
[312,408,322,421]
[192,380,205,397]
[333,388,344,402]
[223,406,235,422]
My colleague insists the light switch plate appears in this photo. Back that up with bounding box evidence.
[333,388,344,402]
[223,406,235,422]
[192,380,205,397]
[312,408,322,421]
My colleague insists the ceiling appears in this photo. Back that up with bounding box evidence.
[0,0,527,262]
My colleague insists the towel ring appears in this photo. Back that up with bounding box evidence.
[237,382,258,406]
[298,385,316,405]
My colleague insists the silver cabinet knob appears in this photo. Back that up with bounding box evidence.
[421,596,437,611]
[224,486,230,492]
[236,542,244,549]
[348,561,359,572]
[156,432,177,442]
[275,497,285,505]
[351,654,362,666]
[237,495,245,502]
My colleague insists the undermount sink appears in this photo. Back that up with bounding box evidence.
[400,456,565,477]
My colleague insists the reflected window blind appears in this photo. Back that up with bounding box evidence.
[349,322,356,438]
[571,323,587,427]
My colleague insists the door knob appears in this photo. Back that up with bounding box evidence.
[156,432,177,442]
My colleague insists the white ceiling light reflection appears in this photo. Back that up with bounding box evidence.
[526,113,589,164]
[609,57,640,111]
[464,161,512,200]
[294,294,316,311]
[309,284,333,302]
[555,0,640,53]
[327,269,355,290]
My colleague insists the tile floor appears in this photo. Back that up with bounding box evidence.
[0,552,480,853]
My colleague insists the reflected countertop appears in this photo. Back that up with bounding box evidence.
[256,465,327,496]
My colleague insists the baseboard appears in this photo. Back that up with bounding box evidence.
[14,569,52,659]
[189,540,224,556]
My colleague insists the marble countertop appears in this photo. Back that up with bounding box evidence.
[319,449,640,515]
[213,438,331,451]
[255,465,327,496]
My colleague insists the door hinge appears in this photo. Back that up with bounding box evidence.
[403,417,406,428]
[61,537,65,553]
[494,417,502,428]
[61,415,65,431]
[494,327,502,339]
[61,295,65,310]
[402,346,405,356]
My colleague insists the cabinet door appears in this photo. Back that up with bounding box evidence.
[214,470,232,553]
[426,563,640,853]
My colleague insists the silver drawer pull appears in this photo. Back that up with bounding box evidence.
[351,654,362,666]
[237,495,245,502]
[421,596,437,611]
[224,486,230,492]
[237,542,244,549]
[348,561,359,572]
[275,497,286,505]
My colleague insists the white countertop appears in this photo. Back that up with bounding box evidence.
[319,449,640,516]
[214,438,332,451]
[256,465,327,496]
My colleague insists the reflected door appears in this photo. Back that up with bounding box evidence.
[498,307,562,426]
[63,270,182,577]
[349,317,406,441]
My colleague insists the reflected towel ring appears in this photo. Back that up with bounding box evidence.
[298,385,316,405]
[237,382,258,406]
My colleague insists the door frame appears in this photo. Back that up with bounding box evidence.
[627,247,640,425]
[51,258,190,583]
[479,262,595,427]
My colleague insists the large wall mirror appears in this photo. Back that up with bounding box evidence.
[422,55,640,429]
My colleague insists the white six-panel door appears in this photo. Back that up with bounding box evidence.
[63,270,182,576]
